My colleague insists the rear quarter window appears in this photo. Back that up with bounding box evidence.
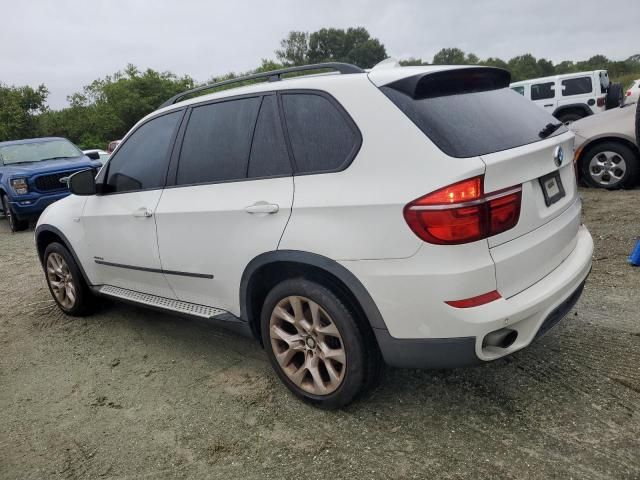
[281,92,360,174]
[562,77,592,96]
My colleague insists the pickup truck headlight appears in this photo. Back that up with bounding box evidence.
[10,178,29,195]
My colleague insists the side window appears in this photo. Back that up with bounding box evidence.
[511,86,525,96]
[105,111,182,193]
[531,82,555,101]
[562,77,592,96]
[177,97,261,185]
[282,93,359,174]
[248,96,291,178]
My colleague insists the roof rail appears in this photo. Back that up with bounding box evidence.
[159,62,364,108]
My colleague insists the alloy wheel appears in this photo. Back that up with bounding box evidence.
[589,151,627,187]
[269,295,346,395]
[46,252,76,309]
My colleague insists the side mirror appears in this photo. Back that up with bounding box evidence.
[85,151,101,160]
[68,169,96,196]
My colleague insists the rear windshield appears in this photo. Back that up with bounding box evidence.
[381,85,567,158]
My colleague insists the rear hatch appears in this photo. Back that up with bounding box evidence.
[373,66,580,298]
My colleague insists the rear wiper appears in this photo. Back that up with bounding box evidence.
[539,122,563,139]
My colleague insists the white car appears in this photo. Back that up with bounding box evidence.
[571,101,639,189]
[82,149,110,164]
[35,62,593,408]
[625,79,640,104]
[510,70,623,124]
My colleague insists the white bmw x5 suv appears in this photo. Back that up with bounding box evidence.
[36,61,593,408]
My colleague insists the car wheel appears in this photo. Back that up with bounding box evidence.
[261,278,379,409]
[557,112,583,125]
[605,83,623,109]
[1,195,29,232]
[580,141,639,189]
[43,242,94,316]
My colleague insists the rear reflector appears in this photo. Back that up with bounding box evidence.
[404,176,522,245]
[446,290,502,308]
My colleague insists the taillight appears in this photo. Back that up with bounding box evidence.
[403,176,522,245]
[626,90,632,96]
[596,96,606,107]
[445,290,502,308]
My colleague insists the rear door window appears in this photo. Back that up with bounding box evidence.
[177,97,261,185]
[562,77,592,96]
[248,95,291,178]
[281,93,360,174]
[531,82,555,100]
[382,82,567,158]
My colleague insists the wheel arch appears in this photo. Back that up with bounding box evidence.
[240,251,387,344]
[35,224,92,286]
[578,136,640,163]
[553,103,592,119]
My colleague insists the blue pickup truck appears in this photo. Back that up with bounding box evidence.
[0,137,103,231]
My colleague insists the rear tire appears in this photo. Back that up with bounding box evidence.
[261,278,380,409]
[43,242,94,316]
[606,83,623,109]
[2,195,29,232]
[580,141,639,189]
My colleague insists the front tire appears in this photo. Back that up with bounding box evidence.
[43,242,94,316]
[2,195,29,232]
[580,141,639,189]
[261,278,377,409]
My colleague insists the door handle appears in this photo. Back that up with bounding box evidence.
[132,207,153,218]
[245,202,279,214]
[544,104,553,107]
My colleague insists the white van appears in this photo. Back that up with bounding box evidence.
[510,70,623,124]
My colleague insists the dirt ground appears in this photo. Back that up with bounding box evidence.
[1,188,639,480]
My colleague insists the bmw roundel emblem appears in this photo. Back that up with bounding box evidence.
[553,146,564,167]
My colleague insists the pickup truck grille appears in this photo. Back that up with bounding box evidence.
[34,169,89,192]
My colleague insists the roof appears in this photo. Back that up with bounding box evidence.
[0,137,67,147]
[510,70,607,86]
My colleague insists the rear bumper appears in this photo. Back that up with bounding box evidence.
[364,225,594,368]
[8,191,69,219]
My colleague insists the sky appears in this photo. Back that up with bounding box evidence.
[1,0,638,109]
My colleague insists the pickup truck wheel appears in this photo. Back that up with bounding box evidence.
[43,242,94,316]
[580,141,639,189]
[261,278,375,409]
[2,195,29,232]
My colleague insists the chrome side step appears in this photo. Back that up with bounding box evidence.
[98,285,227,319]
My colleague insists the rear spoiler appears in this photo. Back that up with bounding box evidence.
[384,67,511,99]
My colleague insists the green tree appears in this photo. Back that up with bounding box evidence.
[276,31,309,66]
[466,53,479,65]
[306,27,386,67]
[399,57,426,66]
[432,48,466,65]
[508,54,541,81]
[537,58,555,77]
[0,83,48,141]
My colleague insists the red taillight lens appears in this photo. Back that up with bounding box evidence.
[445,290,502,308]
[596,96,606,107]
[404,176,521,245]
[626,91,632,96]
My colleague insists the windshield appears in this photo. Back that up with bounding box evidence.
[0,139,83,165]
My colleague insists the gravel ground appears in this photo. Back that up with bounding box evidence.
[1,187,639,480]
